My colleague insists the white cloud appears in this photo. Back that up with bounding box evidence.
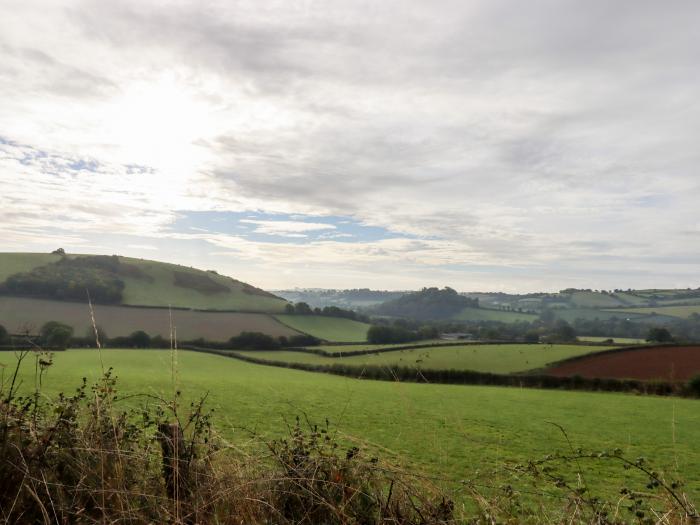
[1,0,700,290]
[240,219,336,236]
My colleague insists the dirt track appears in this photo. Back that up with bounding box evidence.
[545,345,700,381]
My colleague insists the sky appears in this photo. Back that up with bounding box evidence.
[1,0,699,292]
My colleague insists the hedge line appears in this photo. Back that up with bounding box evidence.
[182,345,697,398]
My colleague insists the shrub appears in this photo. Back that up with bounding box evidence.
[688,375,700,398]
[39,321,74,349]
[0,324,8,344]
[129,330,151,348]
[229,331,280,350]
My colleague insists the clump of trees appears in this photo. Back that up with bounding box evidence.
[646,327,673,343]
[373,287,478,320]
[227,332,322,350]
[367,323,439,344]
[284,302,369,322]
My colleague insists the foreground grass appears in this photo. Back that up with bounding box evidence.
[239,343,614,374]
[6,349,700,503]
[274,314,370,342]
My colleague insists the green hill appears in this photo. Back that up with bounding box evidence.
[0,252,287,312]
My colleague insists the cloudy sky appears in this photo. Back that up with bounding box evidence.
[1,0,699,292]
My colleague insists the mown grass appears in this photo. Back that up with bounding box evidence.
[7,349,700,504]
[451,306,537,323]
[274,315,370,342]
[239,343,614,374]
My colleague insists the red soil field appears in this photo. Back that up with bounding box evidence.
[545,345,700,381]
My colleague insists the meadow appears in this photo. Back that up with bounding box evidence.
[608,305,700,319]
[6,349,699,504]
[451,306,537,323]
[274,314,371,342]
[238,343,614,374]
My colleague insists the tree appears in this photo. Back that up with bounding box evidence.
[229,331,279,350]
[294,302,313,315]
[646,327,673,343]
[129,330,151,348]
[284,303,295,314]
[40,321,74,349]
[0,324,9,344]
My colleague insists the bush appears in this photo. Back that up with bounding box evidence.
[129,330,151,348]
[688,375,700,398]
[647,327,673,343]
[367,325,416,344]
[40,321,74,349]
[0,324,9,344]
[229,331,280,350]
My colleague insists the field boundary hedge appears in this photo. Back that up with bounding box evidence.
[261,340,618,358]
[181,345,696,398]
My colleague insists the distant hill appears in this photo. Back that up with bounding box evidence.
[272,288,407,309]
[0,252,288,312]
[373,287,478,320]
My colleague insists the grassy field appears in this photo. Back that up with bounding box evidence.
[451,307,537,323]
[274,315,370,342]
[238,343,614,374]
[0,296,298,340]
[0,252,62,282]
[578,336,647,344]
[0,252,288,312]
[312,341,446,354]
[5,349,700,502]
[552,307,648,322]
[607,305,700,319]
[568,291,625,308]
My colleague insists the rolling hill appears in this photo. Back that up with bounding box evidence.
[0,252,288,311]
[0,251,297,341]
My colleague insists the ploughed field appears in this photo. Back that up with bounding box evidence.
[238,343,615,374]
[5,349,700,502]
[0,296,299,341]
[546,345,700,381]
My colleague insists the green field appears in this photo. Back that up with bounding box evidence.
[0,252,62,282]
[0,296,298,340]
[568,291,626,308]
[274,314,370,342]
[239,343,614,374]
[451,306,537,323]
[552,307,647,322]
[312,340,446,354]
[607,305,700,319]
[578,336,647,344]
[0,252,288,312]
[5,349,700,502]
